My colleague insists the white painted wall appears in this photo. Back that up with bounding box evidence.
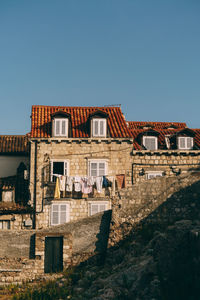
[0,156,29,178]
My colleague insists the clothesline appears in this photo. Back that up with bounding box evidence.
[54,175,116,199]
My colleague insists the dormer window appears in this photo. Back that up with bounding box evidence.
[143,136,158,150]
[178,137,193,150]
[54,119,68,137]
[92,118,106,137]
[51,111,71,137]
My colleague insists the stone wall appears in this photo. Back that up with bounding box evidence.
[132,150,200,184]
[30,139,132,228]
[109,172,200,246]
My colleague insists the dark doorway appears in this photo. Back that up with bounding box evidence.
[44,236,63,273]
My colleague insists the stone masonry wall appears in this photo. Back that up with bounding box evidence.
[132,150,200,184]
[109,172,200,246]
[29,139,132,228]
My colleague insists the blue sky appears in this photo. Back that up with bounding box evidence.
[0,0,200,134]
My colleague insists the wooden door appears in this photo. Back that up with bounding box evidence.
[44,236,63,273]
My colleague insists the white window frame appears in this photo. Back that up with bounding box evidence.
[50,159,70,182]
[143,136,158,150]
[92,118,107,137]
[88,201,109,216]
[51,202,70,225]
[178,137,193,150]
[52,118,68,137]
[146,171,163,180]
[88,159,108,177]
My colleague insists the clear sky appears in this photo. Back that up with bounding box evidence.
[0,0,200,135]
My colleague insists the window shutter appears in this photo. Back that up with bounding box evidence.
[99,162,105,176]
[99,204,106,212]
[55,120,60,136]
[179,137,186,149]
[94,120,99,136]
[64,162,68,176]
[60,204,67,224]
[91,163,98,176]
[52,204,59,225]
[187,137,193,149]
[145,138,156,150]
[0,222,2,229]
[90,204,99,215]
[100,120,104,136]
[61,120,66,135]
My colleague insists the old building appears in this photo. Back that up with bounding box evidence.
[128,121,200,183]
[29,105,133,229]
[0,135,31,230]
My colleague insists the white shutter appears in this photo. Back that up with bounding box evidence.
[179,137,186,149]
[0,222,3,229]
[90,204,99,215]
[52,204,59,225]
[61,120,66,135]
[144,138,156,150]
[100,120,104,136]
[94,120,99,136]
[187,137,193,149]
[99,162,105,176]
[55,120,60,136]
[99,204,106,212]
[64,162,68,176]
[91,163,98,176]
[60,204,67,224]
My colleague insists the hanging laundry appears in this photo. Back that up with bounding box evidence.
[66,176,73,192]
[81,177,93,194]
[95,176,103,193]
[116,174,126,189]
[54,177,60,199]
[74,176,82,192]
[59,175,66,191]
[102,176,109,188]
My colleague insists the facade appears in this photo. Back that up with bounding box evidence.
[1,105,200,231]
[29,105,133,229]
[128,121,200,183]
[0,135,31,230]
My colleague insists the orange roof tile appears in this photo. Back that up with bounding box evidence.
[31,105,132,138]
[127,122,200,150]
[0,135,29,154]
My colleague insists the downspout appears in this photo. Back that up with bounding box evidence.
[33,140,37,229]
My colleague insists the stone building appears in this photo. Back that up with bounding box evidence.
[128,121,200,183]
[0,135,31,230]
[29,105,133,229]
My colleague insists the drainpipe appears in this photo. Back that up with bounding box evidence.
[33,140,37,229]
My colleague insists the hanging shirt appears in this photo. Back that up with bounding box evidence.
[81,177,93,194]
[74,176,82,192]
[59,176,66,191]
[66,176,73,192]
[95,176,103,193]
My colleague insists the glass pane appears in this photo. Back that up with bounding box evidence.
[60,212,67,224]
[60,205,67,212]
[99,163,105,176]
[52,205,59,212]
[99,204,106,212]
[187,138,192,149]
[179,138,185,148]
[144,138,156,150]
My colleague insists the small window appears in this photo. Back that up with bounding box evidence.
[89,202,108,216]
[92,118,106,137]
[143,136,158,150]
[53,118,68,137]
[89,160,107,177]
[51,203,70,225]
[178,137,193,150]
[50,160,69,182]
[146,171,163,180]
[0,220,11,230]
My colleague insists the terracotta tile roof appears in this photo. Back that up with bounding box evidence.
[31,105,132,138]
[127,122,200,150]
[0,135,29,154]
[128,121,187,130]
